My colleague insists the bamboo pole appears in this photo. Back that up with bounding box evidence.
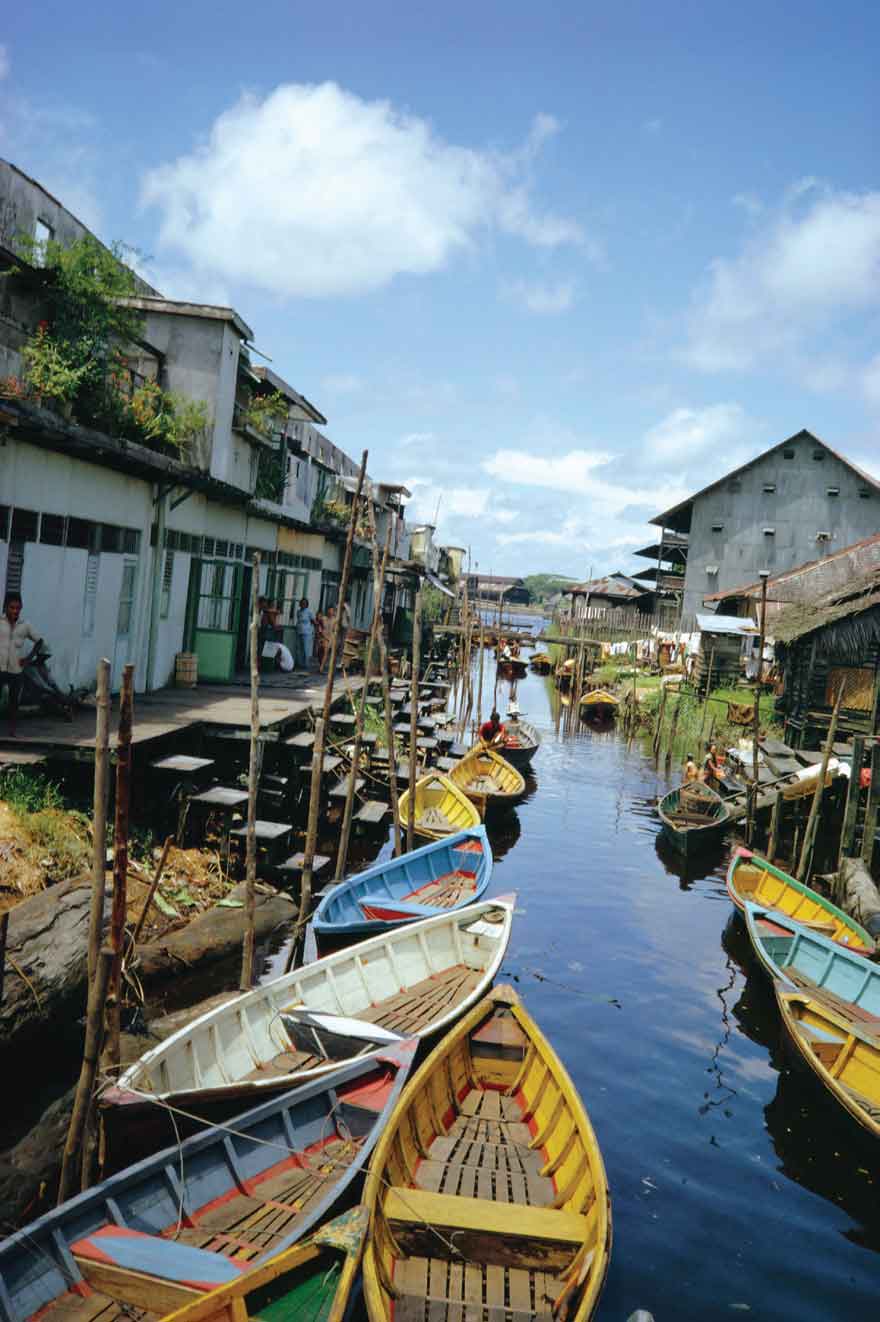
[86,659,111,984]
[767,789,783,863]
[335,526,391,879]
[752,576,769,788]
[0,911,8,1008]
[240,552,261,991]
[839,734,865,864]
[407,586,422,853]
[131,835,174,946]
[58,947,112,1204]
[796,683,845,882]
[285,716,326,973]
[476,615,485,731]
[102,663,133,1075]
[365,502,402,855]
[665,691,682,769]
[697,647,715,751]
[860,740,880,867]
[319,452,368,730]
[653,683,668,758]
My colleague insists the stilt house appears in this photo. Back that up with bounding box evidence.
[774,566,880,748]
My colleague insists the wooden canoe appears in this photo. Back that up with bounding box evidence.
[362,985,611,1322]
[398,772,482,842]
[496,714,541,770]
[0,1049,415,1322]
[530,652,553,673]
[743,903,880,1020]
[448,745,526,808]
[579,689,619,721]
[774,981,880,1140]
[106,897,516,1166]
[312,825,493,939]
[727,847,874,952]
[657,782,729,857]
[161,1205,368,1322]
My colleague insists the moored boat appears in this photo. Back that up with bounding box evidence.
[774,980,880,1140]
[1,1048,416,1322]
[579,689,619,720]
[106,897,516,1166]
[657,782,729,856]
[398,771,482,841]
[362,985,611,1322]
[497,711,541,769]
[744,902,880,1015]
[312,825,492,939]
[530,651,553,673]
[448,744,526,809]
[727,847,874,951]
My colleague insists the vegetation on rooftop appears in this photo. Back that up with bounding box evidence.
[3,233,211,457]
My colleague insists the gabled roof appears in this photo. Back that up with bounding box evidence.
[564,572,650,599]
[650,430,880,533]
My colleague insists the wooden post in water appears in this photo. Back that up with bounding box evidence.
[665,691,682,769]
[58,947,112,1204]
[103,663,133,1074]
[407,586,422,853]
[476,615,485,731]
[86,659,111,984]
[767,789,783,862]
[697,648,715,751]
[365,501,402,855]
[796,683,844,882]
[752,574,769,789]
[240,552,260,992]
[285,716,325,972]
[335,526,391,879]
[839,734,865,863]
[319,452,368,731]
[861,739,880,867]
[653,683,668,758]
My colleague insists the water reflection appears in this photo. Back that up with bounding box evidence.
[699,955,739,1116]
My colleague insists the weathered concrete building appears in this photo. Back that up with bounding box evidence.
[637,430,880,628]
[0,158,422,693]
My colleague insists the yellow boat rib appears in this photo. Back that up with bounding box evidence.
[397,772,482,841]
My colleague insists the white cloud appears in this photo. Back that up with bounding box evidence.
[0,45,9,81]
[142,83,585,299]
[643,402,757,463]
[685,185,880,375]
[399,431,435,448]
[862,355,880,408]
[404,478,517,534]
[503,278,575,314]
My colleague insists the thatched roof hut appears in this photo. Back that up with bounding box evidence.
[774,566,880,747]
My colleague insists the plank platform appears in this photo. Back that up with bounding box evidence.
[189,786,249,809]
[357,965,483,1035]
[355,800,390,825]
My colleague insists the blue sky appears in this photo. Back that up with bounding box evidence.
[2,2,879,579]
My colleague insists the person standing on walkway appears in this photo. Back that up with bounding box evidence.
[320,605,337,672]
[295,597,315,669]
[0,592,42,737]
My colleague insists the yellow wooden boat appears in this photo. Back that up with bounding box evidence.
[530,651,553,673]
[161,1207,367,1322]
[398,771,482,841]
[578,689,619,718]
[450,745,526,807]
[362,985,611,1322]
[727,848,874,951]
[774,982,880,1140]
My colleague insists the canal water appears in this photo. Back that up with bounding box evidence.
[458,661,879,1320]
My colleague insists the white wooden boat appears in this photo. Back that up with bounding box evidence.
[104,896,516,1167]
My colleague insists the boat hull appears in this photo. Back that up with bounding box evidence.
[658,783,729,856]
[743,903,880,1016]
[361,986,611,1322]
[106,898,516,1169]
[448,746,526,811]
[398,772,482,842]
[312,826,493,939]
[497,717,541,769]
[727,847,873,951]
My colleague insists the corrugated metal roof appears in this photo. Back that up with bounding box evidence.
[696,613,757,635]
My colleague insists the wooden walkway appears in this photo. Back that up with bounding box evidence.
[0,674,366,766]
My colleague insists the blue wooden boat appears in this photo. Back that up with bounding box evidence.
[312,825,492,939]
[0,1044,416,1322]
[743,901,880,1021]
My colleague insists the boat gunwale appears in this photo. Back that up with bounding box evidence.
[657,782,730,836]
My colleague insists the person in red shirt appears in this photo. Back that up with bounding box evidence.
[479,710,506,748]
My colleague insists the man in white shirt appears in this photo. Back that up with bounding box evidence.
[340,598,352,631]
[0,592,42,736]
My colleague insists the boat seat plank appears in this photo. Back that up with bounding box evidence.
[428,1135,545,1178]
[782,968,880,1035]
[459,1088,522,1122]
[241,1047,325,1081]
[449,1114,532,1148]
[384,1187,586,1270]
[358,966,483,1034]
